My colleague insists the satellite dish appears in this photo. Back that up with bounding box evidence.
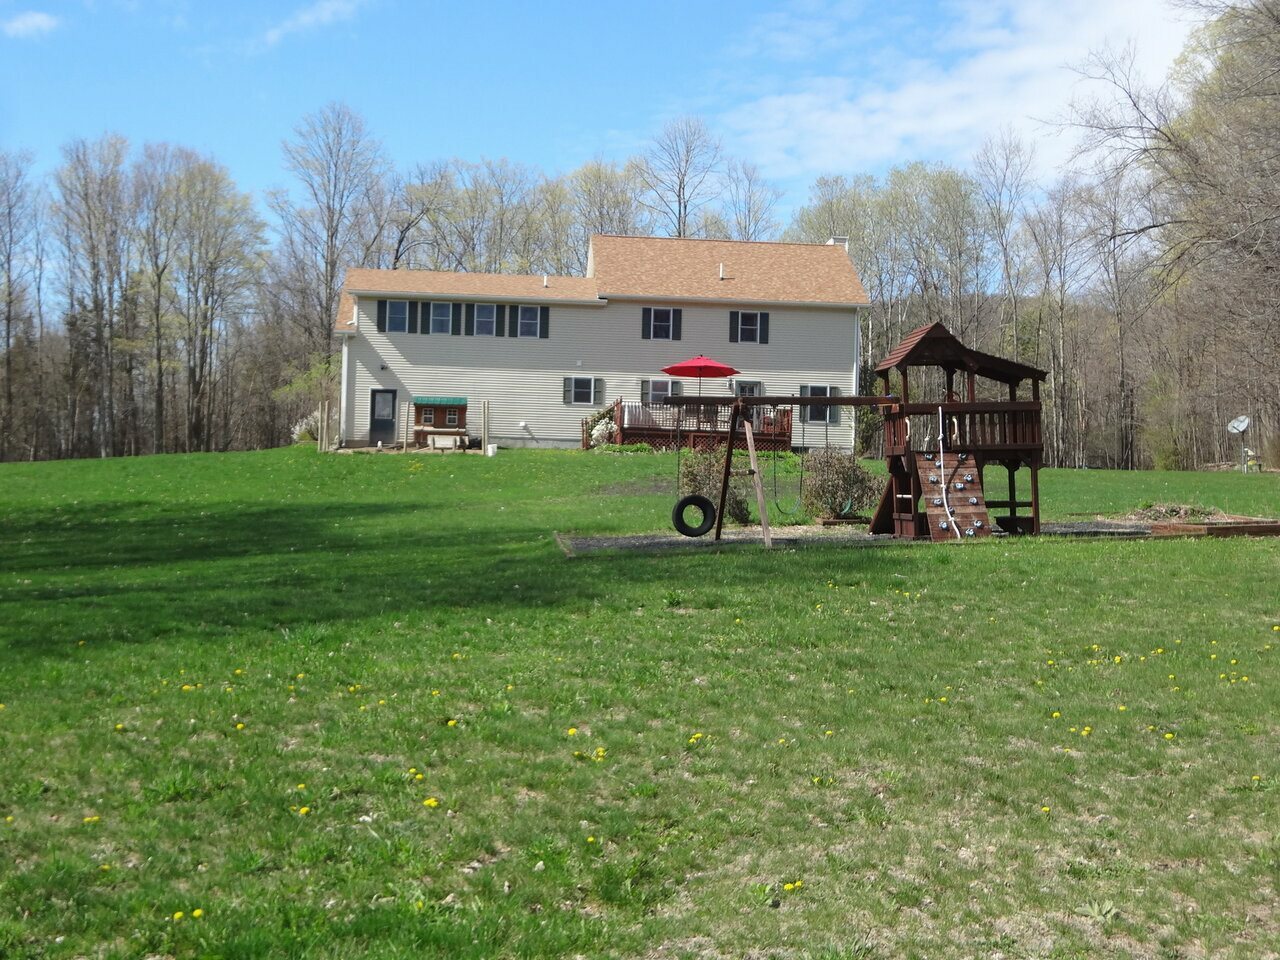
[1227,415,1251,434]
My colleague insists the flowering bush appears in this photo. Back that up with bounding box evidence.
[291,409,321,444]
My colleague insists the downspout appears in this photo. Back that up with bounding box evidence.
[339,334,351,448]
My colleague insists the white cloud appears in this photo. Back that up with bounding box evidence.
[717,0,1198,184]
[262,0,364,48]
[2,11,60,38]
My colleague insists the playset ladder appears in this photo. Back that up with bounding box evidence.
[915,451,992,541]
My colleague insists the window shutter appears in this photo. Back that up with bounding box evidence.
[539,306,550,339]
[494,304,506,337]
[464,303,475,336]
[671,380,683,396]
[563,377,573,404]
[641,307,652,340]
[828,385,841,423]
[640,379,651,403]
[376,299,387,333]
[451,302,462,336]
[672,308,682,341]
[508,307,519,338]
[729,310,739,343]
[759,312,770,344]
[407,301,419,334]
[593,378,605,404]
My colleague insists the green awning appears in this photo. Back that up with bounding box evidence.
[413,396,467,406]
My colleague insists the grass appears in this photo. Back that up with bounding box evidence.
[0,446,1277,959]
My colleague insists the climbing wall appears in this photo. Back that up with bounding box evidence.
[914,452,991,541]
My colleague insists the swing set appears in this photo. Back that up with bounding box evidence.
[665,322,1047,547]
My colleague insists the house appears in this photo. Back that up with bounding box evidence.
[334,234,869,449]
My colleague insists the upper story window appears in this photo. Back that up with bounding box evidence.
[729,310,769,344]
[642,307,682,341]
[387,300,408,333]
[517,305,541,338]
[475,304,496,336]
[430,302,452,334]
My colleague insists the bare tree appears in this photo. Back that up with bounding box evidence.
[267,102,389,357]
[974,129,1035,358]
[723,159,782,241]
[634,116,723,237]
[0,150,38,460]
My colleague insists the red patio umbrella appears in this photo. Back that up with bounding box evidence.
[661,355,739,397]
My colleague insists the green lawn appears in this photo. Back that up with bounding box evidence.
[1,447,1278,959]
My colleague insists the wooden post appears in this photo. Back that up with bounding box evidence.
[714,402,742,542]
[743,420,772,549]
[1007,460,1017,530]
[481,400,489,454]
[1030,456,1041,535]
[404,401,411,450]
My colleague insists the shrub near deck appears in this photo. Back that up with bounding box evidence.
[0,447,1277,959]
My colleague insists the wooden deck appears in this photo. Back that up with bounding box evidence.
[586,399,793,451]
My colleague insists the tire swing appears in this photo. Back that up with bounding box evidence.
[672,494,717,537]
[670,406,717,538]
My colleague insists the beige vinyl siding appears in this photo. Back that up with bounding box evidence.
[343,296,861,448]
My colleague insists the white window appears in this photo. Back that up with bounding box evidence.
[803,384,841,423]
[517,305,540,338]
[387,300,408,333]
[651,307,673,340]
[475,303,496,336]
[646,379,680,404]
[422,407,435,425]
[738,311,760,343]
[430,302,451,334]
[735,380,763,397]
[564,376,602,405]
[445,408,459,426]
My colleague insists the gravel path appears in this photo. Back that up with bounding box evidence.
[557,520,1153,556]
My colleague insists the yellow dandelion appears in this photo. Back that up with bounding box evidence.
[1164,732,1175,740]
[586,835,596,843]
[446,719,458,727]
[783,882,795,891]
[99,864,111,871]
[423,797,439,808]
[298,806,311,816]
[191,908,204,918]
[566,726,578,736]
[825,730,834,737]
[173,911,184,921]
[1041,805,1051,813]
[1117,705,1126,711]
[114,723,124,731]
[296,783,306,790]
[415,773,424,781]
[1051,711,1061,719]
[235,722,245,730]
[431,690,440,696]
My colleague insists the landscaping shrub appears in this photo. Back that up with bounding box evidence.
[801,449,877,519]
[593,443,654,454]
[679,449,750,524]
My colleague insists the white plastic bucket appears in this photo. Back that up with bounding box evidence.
[486,444,497,457]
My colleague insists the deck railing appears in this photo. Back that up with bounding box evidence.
[583,400,793,451]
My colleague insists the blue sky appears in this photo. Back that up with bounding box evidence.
[1,0,1195,215]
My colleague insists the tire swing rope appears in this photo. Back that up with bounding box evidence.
[670,404,717,537]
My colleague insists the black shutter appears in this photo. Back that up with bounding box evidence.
[759,312,770,345]
[563,377,573,404]
[672,308,682,340]
[729,310,739,343]
[640,379,651,403]
[508,306,519,338]
[641,307,652,340]
[376,299,387,333]
[829,385,841,423]
[593,378,605,404]
[494,304,506,337]
[407,301,419,335]
[464,303,475,336]
[451,302,462,336]
[539,306,550,339]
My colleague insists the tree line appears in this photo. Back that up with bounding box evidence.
[1,0,1275,468]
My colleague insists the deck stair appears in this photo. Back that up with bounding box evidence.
[914,451,991,541]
